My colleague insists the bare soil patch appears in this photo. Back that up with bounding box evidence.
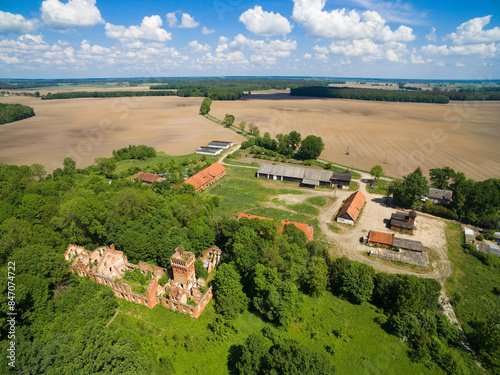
[0,96,245,171]
[211,97,500,180]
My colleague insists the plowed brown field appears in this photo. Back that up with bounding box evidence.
[211,93,500,180]
[0,95,245,171]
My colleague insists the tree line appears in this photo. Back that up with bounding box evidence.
[0,103,35,125]
[241,130,325,160]
[41,90,177,100]
[291,86,451,103]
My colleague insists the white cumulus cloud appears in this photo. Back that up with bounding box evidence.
[166,12,178,28]
[179,13,199,28]
[166,12,199,28]
[292,0,415,42]
[422,43,497,58]
[425,27,437,42]
[0,11,38,34]
[105,16,172,42]
[188,40,210,53]
[411,54,424,64]
[40,0,104,28]
[239,6,292,36]
[201,26,215,34]
[228,34,297,64]
[448,15,500,45]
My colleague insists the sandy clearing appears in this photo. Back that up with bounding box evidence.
[0,96,246,171]
[210,95,500,180]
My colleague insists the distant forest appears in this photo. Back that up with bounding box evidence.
[0,103,35,125]
[291,86,500,102]
[41,91,176,100]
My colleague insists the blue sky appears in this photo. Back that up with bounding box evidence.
[0,0,499,79]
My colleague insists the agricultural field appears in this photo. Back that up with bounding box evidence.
[0,95,245,171]
[210,95,500,180]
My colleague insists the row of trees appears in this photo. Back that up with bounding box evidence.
[241,131,325,159]
[0,103,35,125]
[150,77,328,92]
[41,90,177,100]
[388,166,500,228]
[291,86,451,103]
[199,97,212,115]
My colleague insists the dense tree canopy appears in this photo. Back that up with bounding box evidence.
[391,167,429,208]
[0,103,35,125]
[199,97,212,115]
[299,135,325,160]
[370,165,384,180]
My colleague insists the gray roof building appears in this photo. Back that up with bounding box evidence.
[427,188,453,205]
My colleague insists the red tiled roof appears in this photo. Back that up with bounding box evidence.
[135,172,162,183]
[368,230,394,246]
[184,162,226,192]
[238,213,314,242]
[337,190,366,222]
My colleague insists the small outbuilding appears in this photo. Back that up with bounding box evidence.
[336,190,366,225]
[464,227,475,244]
[390,211,417,234]
[330,172,352,189]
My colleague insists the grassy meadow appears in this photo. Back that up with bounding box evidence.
[108,291,450,375]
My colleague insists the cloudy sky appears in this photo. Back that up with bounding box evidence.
[0,0,499,79]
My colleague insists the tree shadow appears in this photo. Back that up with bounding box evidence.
[227,344,243,375]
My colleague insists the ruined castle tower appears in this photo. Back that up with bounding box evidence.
[170,248,196,290]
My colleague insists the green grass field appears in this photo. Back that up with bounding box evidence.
[290,203,320,216]
[107,291,450,375]
[445,223,500,336]
[307,196,327,206]
[367,179,391,195]
[207,166,304,217]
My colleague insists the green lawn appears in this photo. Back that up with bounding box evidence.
[207,166,303,217]
[290,203,320,216]
[307,196,327,206]
[367,179,391,195]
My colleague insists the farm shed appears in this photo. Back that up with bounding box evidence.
[392,237,424,252]
[336,190,366,225]
[330,172,352,189]
[256,163,336,188]
[195,146,223,155]
[368,230,394,248]
[183,162,226,192]
[389,211,417,234]
[208,140,233,149]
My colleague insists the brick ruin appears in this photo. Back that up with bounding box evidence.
[65,244,222,318]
